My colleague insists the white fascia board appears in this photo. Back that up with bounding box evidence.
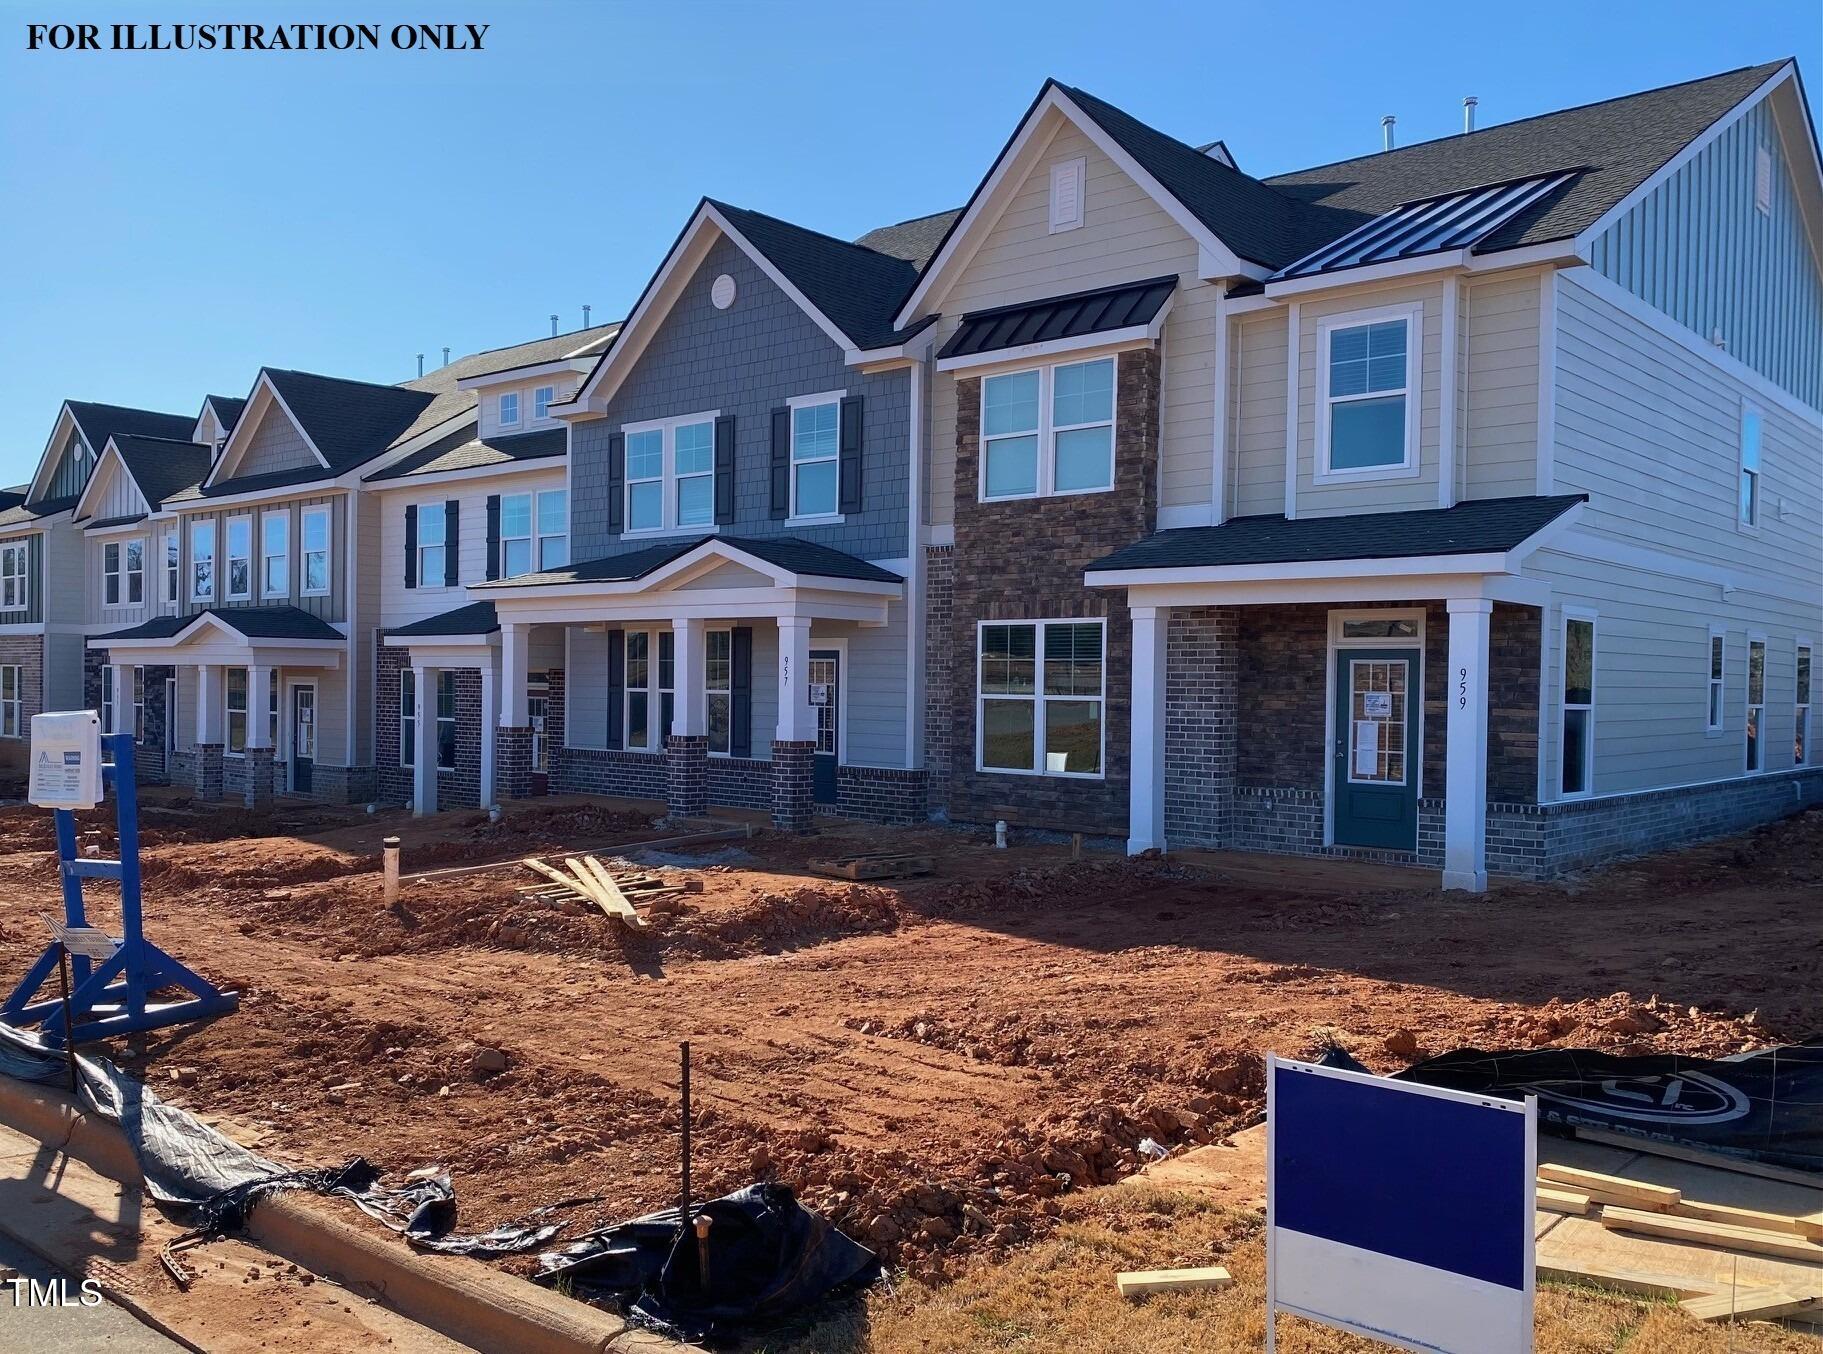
[488,588,893,627]
[1109,571,1513,609]
[1505,499,1585,564]
[72,441,140,522]
[166,481,351,514]
[936,326,1155,374]
[365,458,565,493]
[1085,550,1515,589]
[204,374,329,488]
[1259,242,1580,302]
[845,329,937,371]
[1574,62,1797,253]
[383,638,501,665]
[26,404,81,504]
[456,357,596,391]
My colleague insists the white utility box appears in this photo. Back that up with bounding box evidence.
[28,710,104,810]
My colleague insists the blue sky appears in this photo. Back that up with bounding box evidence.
[0,0,1815,483]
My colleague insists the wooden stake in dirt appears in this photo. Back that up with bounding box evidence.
[382,837,401,908]
[1117,1266,1232,1298]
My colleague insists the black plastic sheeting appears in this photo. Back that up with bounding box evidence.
[1317,1041,1823,1173]
[536,1182,881,1345]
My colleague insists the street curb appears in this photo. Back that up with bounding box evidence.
[0,1074,662,1354]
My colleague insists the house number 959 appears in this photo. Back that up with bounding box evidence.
[1457,666,1469,709]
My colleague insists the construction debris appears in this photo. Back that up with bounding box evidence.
[521,856,707,926]
[1116,1265,1233,1298]
[1678,1288,1823,1322]
[1598,1204,1823,1264]
[809,851,934,882]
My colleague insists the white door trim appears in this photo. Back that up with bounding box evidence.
[285,677,318,793]
[1324,608,1427,847]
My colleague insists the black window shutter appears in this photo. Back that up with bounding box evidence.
[485,494,501,580]
[769,408,790,520]
[607,432,625,535]
[444,500,460,587]
[838,394,864,515]
[730,626,753,758]
[713,415,737,524]
[606,629,625,750]
[403,505,418,589]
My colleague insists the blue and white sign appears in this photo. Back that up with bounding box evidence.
[1266,1055,1536,1353]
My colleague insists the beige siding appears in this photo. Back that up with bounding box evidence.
[1462,270,1543,500]
[376,468,567,626]
[234,403,319,478]
[1228,311,1289,518]
[350,492,382,767]
[88,458,150,521]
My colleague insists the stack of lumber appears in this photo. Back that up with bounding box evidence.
[1533,1161,1823,1322]
[808,850,933,881]
[518,856,702,927]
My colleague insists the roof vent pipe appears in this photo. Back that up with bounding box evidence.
[583,304,592,328]
[416,353,425,378]
[1463,96,1478,134]
[1382,115,1396,151]
[442,346,451,367]
[550,313,559,337]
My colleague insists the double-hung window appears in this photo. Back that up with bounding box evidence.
[705,629,732,754]
[226,668,248,754]
[623,415,716,534]
[501,491,568,577]
[1705,627,1725,732]
[104,539,143,605]
[225,516,252,599]
[400,670,416,768]
[1746,635,1766,772]
[164,530,179,606]
[301,506,330,595]
[103,541,123,605]
[417,503,447,586]
[533,386,555,421]
[623,630,677,752]
[0,543,25,611]
[101,667,115,735]
[0,665,20,738]
[1797,642,1813,766]
[789,397,840,518]
[262,511,289,597]
[190,521,215,601]
[977,620,1105,777]
[537,490,568,568]
[498,391,520,428]
[1318,307,1420,477]
[133,668,146,742]
[500,493,534,577]
[981,356,1115,501]
[1739,403,1763,527]
[1560,612,1596,797]
[125,539,144,604]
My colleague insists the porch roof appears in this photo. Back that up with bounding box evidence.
[476,534,903,589]
[92,605,343,644]
[386,600,497,638]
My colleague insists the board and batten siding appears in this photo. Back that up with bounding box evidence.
[44,429,93,501]
[86,527,156,630]
[176,494,347,622]
[923,116,1218,527]
[1588,93,1823,411]
[0,533,45,625]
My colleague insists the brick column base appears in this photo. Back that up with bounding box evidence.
[496,726,533,800]
[244,746,275,808]
[770,740,816,833]
[667,735,709,819]
[194,744,224,801]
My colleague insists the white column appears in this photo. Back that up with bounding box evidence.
[499,622,528,726]
[1443,598,1493,893]
[672,618,707,737]
[245,664,272,748]
[412,664,438,816]
[109,664,131,736]
[1128,606,1168,855]
[194,664,219,744]
[775,615,816,743]
[478,660,499,809]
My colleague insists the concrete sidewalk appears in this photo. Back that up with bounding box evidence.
[0,1231,185,1353]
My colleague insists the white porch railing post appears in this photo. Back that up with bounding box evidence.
[672,618,707,737]
[775,615,816,744]
[412,664,438,816]
[1128,605,1168,855]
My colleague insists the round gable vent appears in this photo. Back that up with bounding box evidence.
[711,274,737,310]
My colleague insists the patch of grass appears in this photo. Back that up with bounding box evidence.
[765,1187,1820,1352]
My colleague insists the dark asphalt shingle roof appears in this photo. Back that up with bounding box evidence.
[938,276,1177,360]
[64,402,195,458]
[97,605,343,643]
[86,513,148,530]
[263,369,435,473]
[854,209,965,268]
[203,395,247,431]
[108,435,213,510]
[0,494,76,528]
[366,428,566,481]
[1085,496,1586,573]
[386,601,499,638]
[480,534,902,589]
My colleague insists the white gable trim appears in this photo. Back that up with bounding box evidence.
[473,537,903,604]
[72,440,152,523]
[895,86,1264,328]
[26,404,85,504]
[204,373,331,488]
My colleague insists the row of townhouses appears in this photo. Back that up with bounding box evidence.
[2,60,1818,891]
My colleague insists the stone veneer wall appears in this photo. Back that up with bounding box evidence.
[0,635,44,772]
[942,348,1160,837]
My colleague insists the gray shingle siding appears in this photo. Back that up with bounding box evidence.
[573,235,911,566]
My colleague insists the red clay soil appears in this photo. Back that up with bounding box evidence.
[0,795,1816,1286]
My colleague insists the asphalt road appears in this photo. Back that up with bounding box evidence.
[0,1232,184,1353]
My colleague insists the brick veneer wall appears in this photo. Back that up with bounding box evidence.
[832,765,927,824]
[375,645,409,806]
[944,348,1160,837]
[372,647,482,810]
[137,665,173,783]
[923,544,956,818]
[771,739,815,831]
[705,756,770,811]
[552,746,667,800]
[0,635,44,771]
[1162,607,1238,846]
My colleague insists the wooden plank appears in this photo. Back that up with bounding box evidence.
[1600,1206,1823,1263]
[403,826,746,883]
[562,858,616,914]
[1572,1127,1823,1190]
[1537,1187,1595,1216]
[1536,1259,1716,1300]
[1675,1198,1823,1238]
[525,857,591,899]
[1538,1163,1680,1210]
[1115,1265,1232,1298]
[808,853,933,882]
[583,856,647,928]
[1679,1287,1823,1321]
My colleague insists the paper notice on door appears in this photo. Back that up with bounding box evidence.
[1362,691,1393,719]
[1353,720,1380,777]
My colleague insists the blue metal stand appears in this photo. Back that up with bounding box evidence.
[2,734,238,1045]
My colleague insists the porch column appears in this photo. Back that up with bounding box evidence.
[108,663,132,738]
[495,623,532,801]
[772,615,816,832]
[667,618,708,820]
[194,664,224,802]
[478,660,499,810]
[1128,605,1168,855]
[412,663,438,816]
[1443,598,1492,893]
[244,662,274,808]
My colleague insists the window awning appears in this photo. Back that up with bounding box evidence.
[936,276,1176,368]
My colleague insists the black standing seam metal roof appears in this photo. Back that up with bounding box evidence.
[1085,495,1586,573]
[477,534,903,589]
[95,605,344,644]
[937,276,1177,360]
[386,600,499,638]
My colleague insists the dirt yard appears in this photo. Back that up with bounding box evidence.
[0,791,1817,1340]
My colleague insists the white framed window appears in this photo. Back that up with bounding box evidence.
[500,489,570,576]
[265,670,278,748]
[789,394,841,519]
[225,515,252,599]
[1797,641,1812,767]
[0,665,20,738]
[262,510,289,597]
[125,538,143,604]
[1754,144,1773,216]
[500,493,533,577]
[163,529,178,606]
[980,356,1115,502]
[301,506,330,595]
[537,489,568,568]
[1317,304,1422,480]
[1746,633,1766,772]
[416,502,446,586]
[226,667,248,754]
[622,413,718,535]
[133,668,146,742]
[1559,610,1596,798]
[436,671,456,771]
[1705,626,1725,733]
[705,628,732,755]
[1738,401,1762,528]
[101,666,115,736]
[498,391,521,427]
[400,669,416,768]
[533,386,555,421]
[623,630,677,752]
[103,541,123,605]
[190,520,215,601]
[0,542,26,611]
[976,619,1105,778]
[1048,156,1086,233]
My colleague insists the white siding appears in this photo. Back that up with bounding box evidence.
[476,372,586,440]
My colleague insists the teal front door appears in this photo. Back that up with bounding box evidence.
[1332,648,1420,851]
